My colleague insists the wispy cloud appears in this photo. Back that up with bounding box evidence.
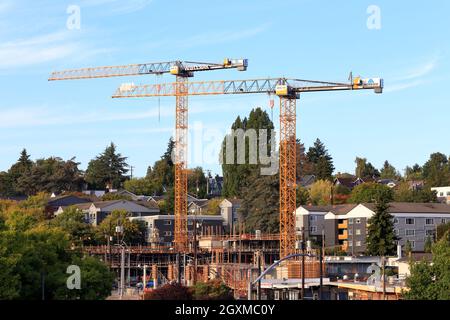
[0,31,80,69]
[386,54,440,93]
[80,0,152,15]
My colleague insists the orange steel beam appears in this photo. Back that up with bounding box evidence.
[174,76,189,252]
[279,97,297,258]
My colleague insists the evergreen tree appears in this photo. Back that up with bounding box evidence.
[422,152,450,187]
[380,160,400,180]
[221,108,274,197]
[306,139,334,180]
[85,143,129,190]
[366,199,398,256]
[355,157,380,178]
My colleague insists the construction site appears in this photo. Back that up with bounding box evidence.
[48,58,383,300]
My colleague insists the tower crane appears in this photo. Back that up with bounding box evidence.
[49,58,248,252]
[112,76,384,258]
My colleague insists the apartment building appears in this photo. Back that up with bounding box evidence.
[296,204,357,247]
[297,202,450,254]
[431,186,450,204]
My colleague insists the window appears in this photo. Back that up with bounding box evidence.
[355,219,361,224]
[356,241,361,247]
[163,231,172,236]
[439,192,444,196]
[349,218,354,225]
[356,229,361,236]
[164,220,172,225]
[309,215,317,222]
[406,229,415,236]
[348,229,353,235]
[406,218,415,225]
[442,219,447,224]
[393,218,399,224]
[447,192,450,196]
[410,241,415,248]
[348,241,353,247]
[187,220,193,225]
[425,218,434,225]
[426,229,435,236]
[310,226,317,233]
[394,229,399,236]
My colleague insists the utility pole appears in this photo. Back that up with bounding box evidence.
[120,245,125,299]
[193,214,198,285]
[257,251,262,300]
[320,228,324,300]
[301,227,305,300]
[130,165,134,179]
[382,256,386,300]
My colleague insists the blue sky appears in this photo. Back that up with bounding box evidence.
[0,0,449,177]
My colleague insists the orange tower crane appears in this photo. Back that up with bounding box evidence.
[49,59,248,252]
[112,76,384,258]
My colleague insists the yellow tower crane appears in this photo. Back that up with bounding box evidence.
[49,59,248,252]
[112,76,383,258]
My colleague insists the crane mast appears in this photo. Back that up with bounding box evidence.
[113,75,383,258]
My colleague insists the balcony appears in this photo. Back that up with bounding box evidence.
[338,230,348,240]
[338,220,348,229]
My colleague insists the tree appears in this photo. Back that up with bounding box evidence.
[10,156,83,196]
[394,182,437,203]
[404,240,413,256]
[55,256,114,300]
[309,180,332,206]
[96,209,146,245]
[366,199,398,256]
[221,108,274,197]
[306,139,334,180]
[424,236,433,253]
[422,152,450,187]
[206,198,223,215]
[348,182,393,204]
[380,160,400,180]
[239,172,279,233]
[124,178,156,196]
[85,143,129,190]
[101,193,132,201]
[144,283,192,300]
[296,139,314,180]
[404,232,450,300]
[147,138,175,193]
[355,157,379,178]
[192,280,234,300]
[405,164,423,181]
[296,186,310,205]
[51,206,95,246]
[187,167,207,198]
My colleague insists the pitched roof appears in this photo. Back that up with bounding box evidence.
[300,204,357,215]
[363,202,450,214]
[189,199,209,207]
[334,177,355,189]
[134,200,159,210]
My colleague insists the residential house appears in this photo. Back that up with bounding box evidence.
[55,199,160,226]
[47,194,91,215]
[431,186,450,204]
[298,175,316,188]
[219,198,242,234]
[188,199,209,215]
[207,175,223,196]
